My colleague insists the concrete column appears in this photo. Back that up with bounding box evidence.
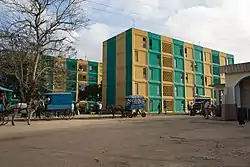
[216,90,220,105]
[235,84,241,108]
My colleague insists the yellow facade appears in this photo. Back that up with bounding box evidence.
[184,42,195,102]
[53,57,66,92]
[115,32,126,106]
[161,36,174,112]
[132,29,148,99]
[219,52,227,84]
[203,47,213,98]
[102,42,107,106]
[98,63,102,85]
[76,59,88,102]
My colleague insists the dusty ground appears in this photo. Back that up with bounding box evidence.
[0,116,250,167]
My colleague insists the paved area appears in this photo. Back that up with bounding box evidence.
[0,116,250,167]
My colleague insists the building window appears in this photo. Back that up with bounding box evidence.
[204,52,206,61]
[174,59,177,68]
[200,51,203,61]
[179,48,183,56]
[196,88,199,95]
[135,51,139,62]
[192,87,195,97]
[205,77,207,86]
[180,75,184,84]
[143,68,147,79]
[194,63,198,71]
[186,74,189,83]
[185,48,187,57]
[142,37,147,48]
[157,55,160,66]
[149,68,152,80]
[175,86,178,96]
[225,57,227,65]
[149,39,152,50]
[79,65,87,71]
[157,85,160,96]
[135,83,139,95]
[191,62,194,71]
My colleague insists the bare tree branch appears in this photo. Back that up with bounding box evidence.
[0,0,89,102]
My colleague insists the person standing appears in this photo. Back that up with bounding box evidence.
[163,100,168,114]
[204,101,210,119]
[98,102,102,115]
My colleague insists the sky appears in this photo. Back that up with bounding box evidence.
[75,0,250,63]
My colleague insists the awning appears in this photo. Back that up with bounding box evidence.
[209,84,225,88]
[0,86,13,92]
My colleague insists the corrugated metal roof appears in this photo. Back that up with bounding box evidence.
[220,62,250,74]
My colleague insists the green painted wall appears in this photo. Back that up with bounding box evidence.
[174,71,184,84]
[196,87,205,96]
[212,50,220,64]
[148,98,161,113]
[227,54,234,65]
[148,32,161,53]
[195,62,204,74]
[125,29,133,96]
[173,39,184,57]
[212,65,220,76]
[66,59,77,72]
[194,45,203,62]
[149,68,161,82]
[106,37,116,105]
[174,99,185,113]
[148,52,161,66]
[174,58,184,70]
[195,74,204,86]
[149,83,161,97]
[175,85,185,98]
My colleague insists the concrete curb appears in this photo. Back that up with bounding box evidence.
[12,113,189,122]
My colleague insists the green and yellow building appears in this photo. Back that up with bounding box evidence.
[102,28,234,113]
[43,56,102,102]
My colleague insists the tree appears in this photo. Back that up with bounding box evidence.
[78,83,102,102]
[0,0,89,102]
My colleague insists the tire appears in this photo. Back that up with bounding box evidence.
[127,111,133,118]
[0,114,4,126]
[67,110,75,120]
[141,112,146,117]
[133,112,138,117]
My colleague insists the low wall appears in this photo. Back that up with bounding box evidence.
[221,104,237,121]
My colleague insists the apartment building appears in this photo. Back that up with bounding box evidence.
[102,28,234,113]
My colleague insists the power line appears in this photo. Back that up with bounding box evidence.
[86,0,248,33]
[84,1,249,52]
[86,0,142,17]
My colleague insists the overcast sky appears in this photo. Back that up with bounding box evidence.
[74,0,250,63]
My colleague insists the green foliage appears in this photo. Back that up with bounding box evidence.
[78,83,102,102]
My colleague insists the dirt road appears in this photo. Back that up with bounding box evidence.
[0,116,249,167]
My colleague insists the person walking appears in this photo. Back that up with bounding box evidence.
[163,100,168,114]
[188,102,194,116]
